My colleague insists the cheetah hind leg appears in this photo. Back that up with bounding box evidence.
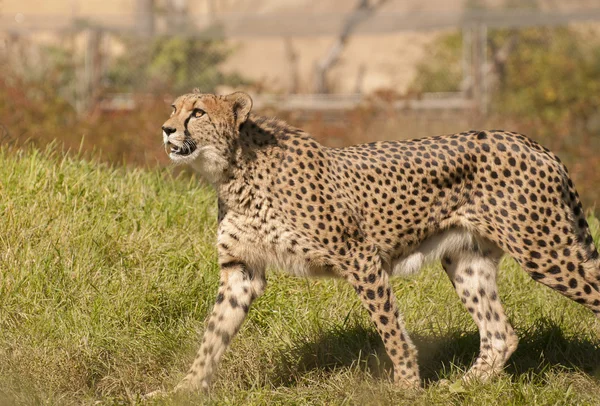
[442,244,518,383]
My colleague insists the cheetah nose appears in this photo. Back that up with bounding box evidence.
[162,126,176,136]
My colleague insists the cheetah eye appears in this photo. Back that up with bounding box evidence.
[193,108,206,118]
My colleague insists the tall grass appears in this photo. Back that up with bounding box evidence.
[1,146,599,405]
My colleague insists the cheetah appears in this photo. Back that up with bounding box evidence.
[158,90,600,392]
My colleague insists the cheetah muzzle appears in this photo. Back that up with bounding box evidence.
[154,90,600,394]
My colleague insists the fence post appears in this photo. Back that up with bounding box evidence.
[88,28,103,113]
[136,0,155,37]
[75,28,103,115]
[480,23,488,116]
[471,22,487,123]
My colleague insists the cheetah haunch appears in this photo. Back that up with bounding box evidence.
[160,90,600,392]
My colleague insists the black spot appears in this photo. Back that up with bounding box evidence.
[548,265,561,274]
[220,261,245,270]
[531,272,545,280]
[525,261,539,270]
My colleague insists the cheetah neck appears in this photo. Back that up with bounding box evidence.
[213,116,286,213]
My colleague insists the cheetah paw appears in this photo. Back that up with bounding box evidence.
[142,389,171,400]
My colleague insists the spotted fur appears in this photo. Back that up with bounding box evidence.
[159,91,600,392]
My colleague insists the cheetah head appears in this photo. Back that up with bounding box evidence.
[162,90,252,182]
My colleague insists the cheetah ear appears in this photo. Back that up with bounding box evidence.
[225,92,253,129]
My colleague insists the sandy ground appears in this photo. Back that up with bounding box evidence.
[219,31,443,94]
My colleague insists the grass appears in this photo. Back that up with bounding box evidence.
[1,146,600,405]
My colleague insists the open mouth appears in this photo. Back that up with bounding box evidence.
[166,140,197,157]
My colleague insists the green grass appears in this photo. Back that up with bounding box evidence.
[1,146,600,405]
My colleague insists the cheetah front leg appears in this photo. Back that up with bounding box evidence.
[344,244,421,389]
[442,250,518,383]
[175,259,266,393]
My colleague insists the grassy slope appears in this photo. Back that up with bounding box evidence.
[0,147,599,405]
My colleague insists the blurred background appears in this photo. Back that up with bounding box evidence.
[0,0,599,209]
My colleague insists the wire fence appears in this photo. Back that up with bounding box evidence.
[1,6,599,108]
[2,5,600,128]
